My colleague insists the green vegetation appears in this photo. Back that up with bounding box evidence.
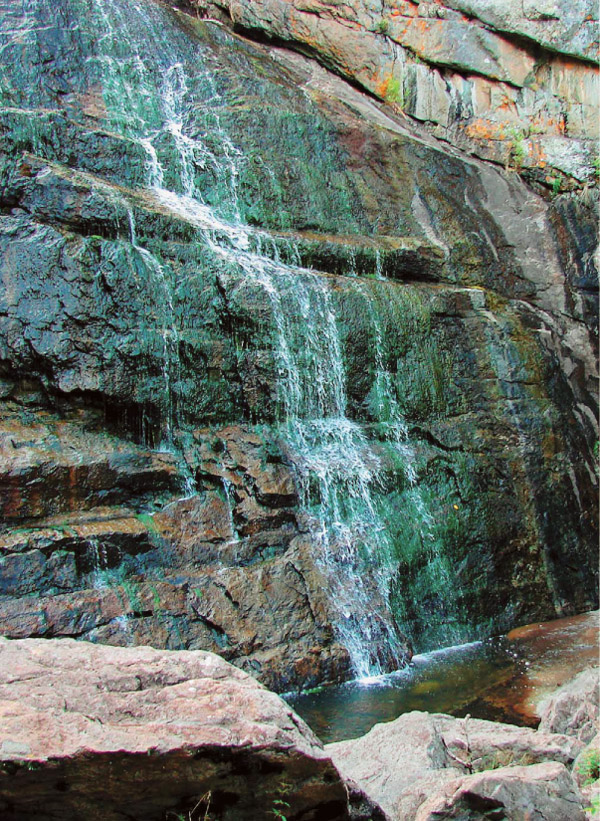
[587,794,600,816]
[508,129,526,170]
[385,75,403,105]
[270,780,292,821]
[376,18,390,35]
[136,512,159,533]
[551,176,562,196]
[576,746,600,786]
[271,799,290,821]
[119,578,142,614]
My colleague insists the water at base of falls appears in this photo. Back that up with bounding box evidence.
[286,611,600,742]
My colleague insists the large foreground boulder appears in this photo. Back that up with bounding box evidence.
[326,710,584,819]
[0,638,383,820]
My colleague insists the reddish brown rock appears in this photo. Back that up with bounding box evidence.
[0,411,361,692]
[205,0,598,187]
[0,637,384,821]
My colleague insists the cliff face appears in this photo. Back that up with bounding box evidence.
[201,0,599,191]
[0,0,597,692]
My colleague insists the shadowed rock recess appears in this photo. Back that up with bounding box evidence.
[0,0,597,693]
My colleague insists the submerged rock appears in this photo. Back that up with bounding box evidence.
[0,637,384,821]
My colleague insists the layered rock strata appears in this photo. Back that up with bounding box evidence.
[0,0,597,690]
[200,0,599,191]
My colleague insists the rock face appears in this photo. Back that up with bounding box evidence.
[0,0,597,690]
[538,667,600,742]
[326,710,584,817]
[0,637,384,821]
[203,0,599,190]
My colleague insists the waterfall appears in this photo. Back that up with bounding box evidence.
[8,0,466,675]
[84,0,414,675]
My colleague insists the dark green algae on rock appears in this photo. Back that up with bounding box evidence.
[0,0,597,692]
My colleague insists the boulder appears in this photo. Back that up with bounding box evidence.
[414,761,587,821]
[326,710,583,818]
[0,637,384,821]
[538,667,600,742]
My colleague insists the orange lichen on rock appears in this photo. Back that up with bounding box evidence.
[464,118,507,141]
[527,140,548,168]
[375,72,393,98]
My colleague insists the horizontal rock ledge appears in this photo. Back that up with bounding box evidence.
[5,153,445,282]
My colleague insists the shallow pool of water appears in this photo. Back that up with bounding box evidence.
[285,611,599,743]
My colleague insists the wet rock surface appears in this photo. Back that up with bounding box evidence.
[0,0,597,690]
[0,637,385,821]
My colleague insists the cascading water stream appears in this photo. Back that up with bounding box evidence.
[84,0,414,675]
[8,0,460,675]
[353,281,465,649]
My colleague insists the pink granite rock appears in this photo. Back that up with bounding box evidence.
[0,637,384,820]
[414,761,587,821]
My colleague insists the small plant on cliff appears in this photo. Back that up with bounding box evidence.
[508,130,526,170]
[376,17,390,35]
[551,176,562,197]
[167,791,212,821]
[271,799,290,821]
[270,780,292,821]
[385,76,403,106]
